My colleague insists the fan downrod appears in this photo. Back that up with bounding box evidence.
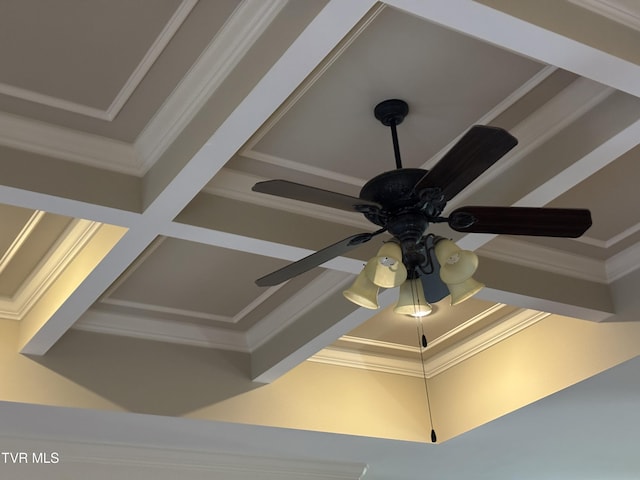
[374,99,409,126]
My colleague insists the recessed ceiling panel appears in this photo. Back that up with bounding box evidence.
[0,0,183,109]
[0,0,241,141]
[513,146,640,259]
[104,237,292,322]
[548,146,640,240]
[243,5,544,183]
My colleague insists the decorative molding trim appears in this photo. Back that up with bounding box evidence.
[100,283,285,324]
[339,335,419,354]
[99,236,165,301]
[78,272,356,355]
[309,308,549,378]
[99,230,285,325]
[238,150,368,188]
[245,270,355,350]
[239,3,386,155]
[0,210,44,276]
[424,303,508,351]
[98,298,235,323]
[0,84,111,120]
[74,308,250,352]
[0,0,286,177]
[450,78,615,209]
[103,0,198,121]
[606,240,640,281]
[423,66,557,171]
[0,435,368,479]
[0,1,196,121]
[0,111,140,174]
[206,168,373,230]
[0,219,101,320]
[230,283,286,324]
[577,221,640,248]
[478,236,606,282]
[424,310,550,377]
[568,0,640,31]
[134,0,289,173]
[310,346,424,378]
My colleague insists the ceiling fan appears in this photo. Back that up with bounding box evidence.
[251,99,592,308]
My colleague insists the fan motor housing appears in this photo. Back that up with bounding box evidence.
[360,168,427,214]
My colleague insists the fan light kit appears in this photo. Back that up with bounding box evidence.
[252,99,592,316]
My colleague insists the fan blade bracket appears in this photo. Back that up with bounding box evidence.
[353,204,382,216]
[347,229,384,247]
[448,211,477,230]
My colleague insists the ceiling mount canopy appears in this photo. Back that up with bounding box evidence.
[252,98,593,311]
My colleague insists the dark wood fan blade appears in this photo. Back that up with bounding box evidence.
[255,231,381,287]
[448,206,592,237]
[414,125,517,201]
[252,180,380,213]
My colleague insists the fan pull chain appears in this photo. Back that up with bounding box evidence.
[416,318,437,443]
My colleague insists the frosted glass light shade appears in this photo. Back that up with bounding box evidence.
[439,250,479,284]
[343,270,380,309]
[394,278,432,317]
[434,238,484,305]
[434,239,459,265]
[447,277,485,306]
[364,242,407,288]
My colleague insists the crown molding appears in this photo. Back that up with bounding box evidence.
[478,236,606,282]
[424,310,549,377]
[339,335,419,354]
[568,0,640,31]
[310,346,424,378]
[134,0,289,173]
[74,307,250,352]
[0,434,367,479]
[0,111,140,174]
[0,219,100,320]
[0,210,44,276]
[76,271,354,353]
[0,0,286,177]
[450,78,614,209]
[606,240,640,281]
[310,309,549,378]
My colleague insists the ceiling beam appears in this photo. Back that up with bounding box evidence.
[16,0,379,356]
[251,286,397,383]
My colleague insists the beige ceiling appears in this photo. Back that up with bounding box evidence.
[1,0,640,478]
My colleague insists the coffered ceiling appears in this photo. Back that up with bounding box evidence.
[1,1,640,479]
